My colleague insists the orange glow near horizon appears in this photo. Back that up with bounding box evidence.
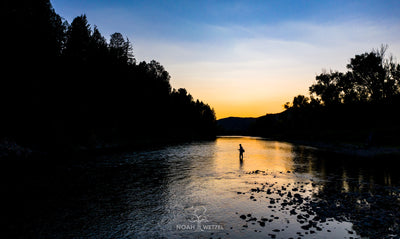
[168,64,314,120]
[183,84,310,119]
[211,100,286,119]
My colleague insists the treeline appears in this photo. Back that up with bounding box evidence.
[252,45,400,145]
[1,0,216,153]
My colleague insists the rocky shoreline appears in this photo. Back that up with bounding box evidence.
[236,170,400,238]
[0,139,34,159]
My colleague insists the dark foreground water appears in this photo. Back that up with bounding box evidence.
[2,136,400,238]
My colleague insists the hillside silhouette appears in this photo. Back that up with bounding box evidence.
[217,117,256,135]
[1,0,216,156]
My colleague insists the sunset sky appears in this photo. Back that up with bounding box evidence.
[51,0,400,119]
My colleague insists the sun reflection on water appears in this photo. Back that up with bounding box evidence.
[213,136,295,174]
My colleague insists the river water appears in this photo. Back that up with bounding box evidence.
[4,136,400,238]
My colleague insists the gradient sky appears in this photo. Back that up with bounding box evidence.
[51,0,400,119]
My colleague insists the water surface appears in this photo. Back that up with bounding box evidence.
[4,136,400,238]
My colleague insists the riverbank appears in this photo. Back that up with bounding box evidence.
[0,136,216,161]
[285,139,400,158]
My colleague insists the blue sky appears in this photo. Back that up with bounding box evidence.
[51,0,400,118]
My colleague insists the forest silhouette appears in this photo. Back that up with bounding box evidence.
[251,45,400,145]
[1,0,216,155]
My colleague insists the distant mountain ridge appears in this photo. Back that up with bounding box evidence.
[217,117,257,135]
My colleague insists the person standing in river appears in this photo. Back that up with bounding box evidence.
[239,144,245,160]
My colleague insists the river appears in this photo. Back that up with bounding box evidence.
[3,136,400,238]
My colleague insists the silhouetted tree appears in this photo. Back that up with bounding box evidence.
[284,95,321,110]
[309,70,344,105]
[109,32,134,65]
[64,15,91,63]
[346,45,400,102]
[91,26,107,47]
[292,95,310,108]
[90,26,109,64]
[168,88,216,137]
[383,55,400,100]
[125,38,135,65]
[309,45,400,105]
[146,60,172,95]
